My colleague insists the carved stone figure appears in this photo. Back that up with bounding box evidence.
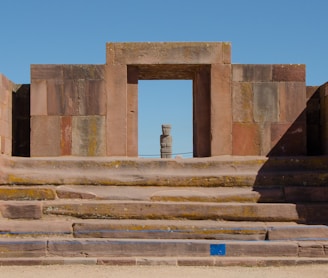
[160,124,172,158]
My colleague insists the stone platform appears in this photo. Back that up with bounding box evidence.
[0,155,327,265]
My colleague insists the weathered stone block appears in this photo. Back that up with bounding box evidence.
[62,80,83,116]
[72,116,106,156]
[98,258,136,265]
[253,83,278,123]
[63,65,105,80]
[226,242,298,257]
[270,121,306,156]
[0,187,56,201]
[0,239,46,257]
[107,42,228,65]
[298,243,325,257]
[279,82,306,122]
[85,80,106,115]
[211,64,232,156]
[0,220,72,237]
[232,82,253,122]
[233,65,272,82]
[232,123,260,155]
[106,64,128,156]
[61,116,72,156]
[268,225,328,241]
[272,64,305,82]
[1,203,42,219]
[31,80,48,116]
[31,65,63,80]
[43,201,300,222]
[46,79,64,115]
[31,116,61,157]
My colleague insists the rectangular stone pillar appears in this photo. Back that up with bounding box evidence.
[106,65,128,156]
[210,64,232,155]
[127,66,139,157]
[0,74,13,156]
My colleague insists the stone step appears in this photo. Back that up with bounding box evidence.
[41,200,328,224]
[0,238,327,258]
[1,156,328,186]
[1,199,326,223]
[0,185,327,203]
[1,220,328,241]
[1,256,328,266]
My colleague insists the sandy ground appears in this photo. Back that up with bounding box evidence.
[0,265,328,278]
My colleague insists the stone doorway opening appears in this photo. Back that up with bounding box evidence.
[126,64,211,158]
[138,80,192,158]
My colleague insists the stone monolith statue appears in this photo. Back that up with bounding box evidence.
[160,124,172,158]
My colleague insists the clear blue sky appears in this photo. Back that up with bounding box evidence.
[1,0,327,157]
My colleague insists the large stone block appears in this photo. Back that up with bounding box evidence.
[106,64,128,156]
[46,79,64,115]
[232,123,260,155]
[298,243,325,257]
[0,239,46,257]
[31,116,61,157]
[63,65,105,80]
[268,225,328,241]
[272,64,305,82]
[107,42,228,65]
[210,64,232,156]
[222,42,231,64]
[279,82,306,122]
[30,80,47,116]
[61,116,72,155]
[72,116,106,156]
[232,82,253,122]
[62,80,83,116]
[253,83,278,123]
[86,80,106,115]
[270,121,306,156]
[232,65,272,82]
[48,239,210,257]
[226,242,298,257]
[0,187,56,200]
[0,203,42,219]
[31,65,63,80]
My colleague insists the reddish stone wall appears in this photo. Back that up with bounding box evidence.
[232,64,306,156]
[27,42,313,157]
[0,74,13,155]
[30,65,106,156]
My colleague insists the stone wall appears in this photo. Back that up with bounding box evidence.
[320,83,328,154]
[30,65,106,156]
[26,43,322,158]
[232,64,306,156]
[0,74,14,156]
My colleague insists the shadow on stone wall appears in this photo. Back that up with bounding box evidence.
[253,85,328,224]
[12,84,30,157]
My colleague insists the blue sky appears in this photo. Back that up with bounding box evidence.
[1,0,327,157]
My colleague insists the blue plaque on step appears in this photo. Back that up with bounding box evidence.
[210,244,226,256]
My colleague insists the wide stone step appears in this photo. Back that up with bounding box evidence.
[1,200,327,223]
[1,219,328,241]
[0,238,327,258]
[1,156,328,187]
[0,185,327,203]
[41,200,328,223]
[1,256,328,266]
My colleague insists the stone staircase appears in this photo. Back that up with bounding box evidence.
[0,155,327,266]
